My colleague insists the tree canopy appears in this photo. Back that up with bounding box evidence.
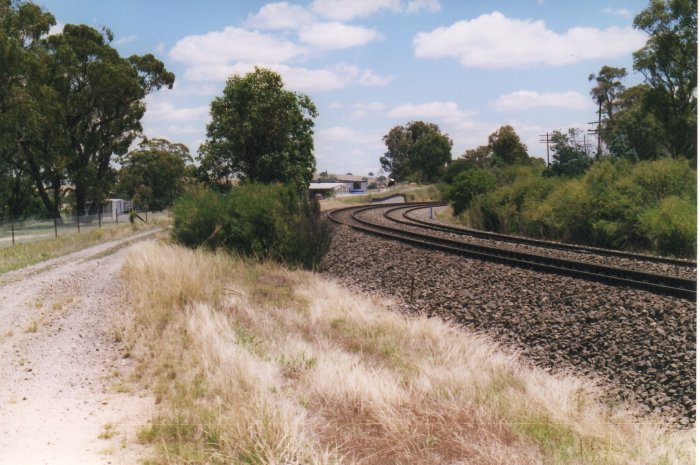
[380,121,452,182]
[198,67,317,192]
[117,138,190,210]
[487,125,529,165]
[633,0,697,158]
[545,129,593,177]
[0,1,174,218]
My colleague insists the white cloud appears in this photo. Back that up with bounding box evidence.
[406,0,441,13]
[299,22,382,49]
[184,61,391,93]
[169,27,307,65]
[603,7,632,18]
[48,20,64,36]
[349,102,387,119]
[311,0,401,20]
[387,101,474,124]
[164,125,204,135]
[246,2,316,29]
[356,101,386,111]
[114,34,137,45]
[413,11,646,68]
[143,99,209,123]
[357,69,393,86]
[318,126,377,143]
[494,90,593,111]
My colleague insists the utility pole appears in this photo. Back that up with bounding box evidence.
[587,121,601,160]
[539,132,551,167]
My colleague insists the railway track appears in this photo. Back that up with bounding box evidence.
[328,202,697,300]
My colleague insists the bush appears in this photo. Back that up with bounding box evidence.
[638,196,696,257]
[171,184,332,269]
[443,157,696,257]
[445,169,497,215]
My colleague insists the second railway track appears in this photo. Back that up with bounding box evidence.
[328,202,697,300]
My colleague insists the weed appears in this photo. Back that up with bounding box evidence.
[98,423,117,440]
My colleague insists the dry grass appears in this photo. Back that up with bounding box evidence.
[0,215,169,274]
[122,241,694,465]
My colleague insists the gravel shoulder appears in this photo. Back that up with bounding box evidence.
[0,232,158,465]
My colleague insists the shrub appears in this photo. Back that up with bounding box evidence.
[638,196,696,257]
[445,169,497,215]
[171,184,332,269]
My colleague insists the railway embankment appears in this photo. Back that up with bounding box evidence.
[322,221,696,425]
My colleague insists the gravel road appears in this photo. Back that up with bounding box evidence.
[0,230,158,465]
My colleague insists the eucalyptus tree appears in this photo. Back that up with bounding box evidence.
[45,24,174,215]
[117,138,189,210]
[198,67,317,192]
[1,2,175,218]
[381,121,452,182]
[0,0,67,217]
[633,0,697,158]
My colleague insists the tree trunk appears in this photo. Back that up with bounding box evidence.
[74,180,87,218]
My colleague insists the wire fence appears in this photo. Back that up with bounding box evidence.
[0,207,162,248]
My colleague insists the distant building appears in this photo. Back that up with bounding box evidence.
[308,182,348,198]
[313,173,368,194]
[105,198,133,220]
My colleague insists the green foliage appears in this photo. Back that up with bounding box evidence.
[198,68,317,192]
[172,184,331,270]
[0,2,174,217]
[380,121,452,182]
[442,158,473,184]
[638,196,696,257]
[633,0,697,158]
[605,134,638,162]
[588,66,627,123]
[545,129,593,177]
[488,125,529,165]
[445,157,696,257]
[607,84,670,160]
[444,169,496,215]
[118,138,189,210]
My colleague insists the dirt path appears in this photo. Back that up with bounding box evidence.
[0,232,158,465]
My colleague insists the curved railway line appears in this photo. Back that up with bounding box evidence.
[328,202,696,301]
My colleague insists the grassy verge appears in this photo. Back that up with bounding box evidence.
[121,241,693,465]
[320,184,441,211]
[0,215,169,274]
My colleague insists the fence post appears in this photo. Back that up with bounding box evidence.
[98,204,102,228]
[54,215,58,238]
[145,210,148,223]
[11,216,15,246]
[76,208,80,233]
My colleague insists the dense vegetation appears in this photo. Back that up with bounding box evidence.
[171,184,331,270]
[442,157,696,258]
[0,1,175,220]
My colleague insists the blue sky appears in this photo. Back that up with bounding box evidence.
[39,0,649,176]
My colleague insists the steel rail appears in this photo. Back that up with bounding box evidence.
[328,203,696,300]
[393,204,696,268]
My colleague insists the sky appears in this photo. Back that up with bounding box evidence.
[38,0,650,176]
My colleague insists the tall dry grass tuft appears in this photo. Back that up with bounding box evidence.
[123,241,695,465]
